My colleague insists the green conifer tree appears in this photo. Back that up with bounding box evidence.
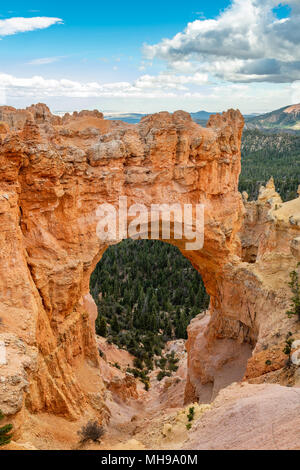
[111,314,120,334]
[97,316,108,337]
[0,410,13,447]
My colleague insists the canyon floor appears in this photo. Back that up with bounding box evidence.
[9,336,300,451]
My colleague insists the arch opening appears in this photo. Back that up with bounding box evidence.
[88,237,253,409]
[91,239,209,372]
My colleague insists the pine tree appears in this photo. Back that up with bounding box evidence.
[0,410,13,446]
[175,312,188,339]
[111,314,120,334]
[97,316,108,337]
[165,319,173,338]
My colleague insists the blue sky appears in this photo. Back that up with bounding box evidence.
[0,1,300,113]
[1,2,229,80]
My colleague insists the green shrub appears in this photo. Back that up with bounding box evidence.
[142,378,150,391]
[126,367,140,378]
[286,263,300,321]
[98,348,105,359]
[133,357,144,370]
[157,370,171,381]
[157,357,167,369]
[126,367,150,390]
[187,406,195,422]
[283,332,294,366]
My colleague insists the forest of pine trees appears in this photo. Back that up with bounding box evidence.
[90,240,209,372]
[239,130,300,201]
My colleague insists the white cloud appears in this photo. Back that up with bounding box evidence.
[0,17,63,37]
[143,0,300,83]
[0,73,180,99]
[134,73,208,90]
[0,70,296,113]
[0,72,210,99]
[0,71,297,116]
[27,57,62,65]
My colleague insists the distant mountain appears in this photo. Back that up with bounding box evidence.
[104,112,146,124]
[190,110,215,120]
[245,104,300,132]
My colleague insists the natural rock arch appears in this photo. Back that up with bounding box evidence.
[0,104,299,429]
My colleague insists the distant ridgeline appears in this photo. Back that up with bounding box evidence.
[244,104,300,132]
[90,239,209,363]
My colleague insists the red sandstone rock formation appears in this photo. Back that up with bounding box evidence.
[0,104,299,443]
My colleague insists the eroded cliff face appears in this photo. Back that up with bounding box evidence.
[185,179,300,402]
[0,103,299,440]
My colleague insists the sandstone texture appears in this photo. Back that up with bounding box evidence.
[183,382,300,450]
[0,103,299,448]
[96,335,140,403]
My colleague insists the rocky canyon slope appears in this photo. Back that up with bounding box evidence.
[0,103,299,449]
